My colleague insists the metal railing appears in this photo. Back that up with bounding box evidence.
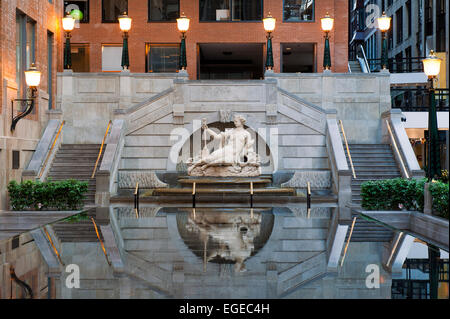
[367,56,426,73]
[91,120,112,179]
[356,44,370,73]
[339,120,357,179]
[391,88,449,112]
[386,120,410,179]
[38,120,65,179]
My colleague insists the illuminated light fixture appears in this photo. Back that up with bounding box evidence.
[62,12,75,69]
[11,64,41,131]
[177,14,190,33]
[62,12,76,32]
[321,13,334,32]
[24,63,41,88]
[377,12,391,70]
[118,12,132,32]
[263,13,276,70]
[118,12,132,70]
[422,50,442,78]
[377,12,391,32]
[321,13,334,71]
[422,50,442,180]
[177,13,190,71]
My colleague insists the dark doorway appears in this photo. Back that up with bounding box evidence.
[198,43,264,79]
[281,43,315,73]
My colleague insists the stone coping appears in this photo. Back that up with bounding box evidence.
[359,210,449,251]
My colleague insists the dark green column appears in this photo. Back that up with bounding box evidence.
[427,79,441,180]
[179,33,187,70]
[428,244,440,299]
[381,31,388,70]
[265,33,274,70]
[323,32,331,70]
[121,32,130,70]
[64,34,72,69]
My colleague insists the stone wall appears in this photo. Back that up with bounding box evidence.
[268,72,392,144]
[0,233,53,299]
[0,0,64,210]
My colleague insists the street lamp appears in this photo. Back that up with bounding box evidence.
[118,12,132,70]
[11,64,41,131]
[422,50,442,180]
[62,13,75,69]
[377,12,391,70]
[177,13,190,71]
[321,13,334,71]
[263,13,276,71]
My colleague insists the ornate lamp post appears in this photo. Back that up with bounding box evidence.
[422,51,442,300]
[321,13,334,71]
[62,13,75,69]
[11,64,41,131]
[422,50,442,180]
[118,12,132,70]
[377,12,391,70]
[263,13,276,71]
[177,13,190,71]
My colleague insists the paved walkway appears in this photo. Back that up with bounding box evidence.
[0,210,81,241]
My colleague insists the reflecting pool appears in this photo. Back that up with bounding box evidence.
[0,206,448,299]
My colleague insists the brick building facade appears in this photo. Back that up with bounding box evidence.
[0,0,64,210]
[67,0,348,78]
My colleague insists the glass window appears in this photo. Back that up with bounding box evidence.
[16,12,36,99]
[149,0,179,21]
[199,0,262,22]
[146,44,179,72]
[102,45,123,71]
[48,32,54,110]
[64,1,89,23]
[102,0,128,23]
[396,8,403,44]
[71,44,90,72]
[283,0,314,22]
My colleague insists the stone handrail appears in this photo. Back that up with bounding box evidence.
[96,119,125,206]
[22,119,63,181]
[326,116,352,221]
[382,109,425,179]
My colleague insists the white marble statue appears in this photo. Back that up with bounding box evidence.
[187,115,261,176]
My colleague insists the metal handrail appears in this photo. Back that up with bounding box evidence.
[38,120,65,179]
[339,120,357,179]
[356,44,370,73]
[340,216,357,267]
[91,120,112,179]
[91,217,111,265]
[385,120,410,179]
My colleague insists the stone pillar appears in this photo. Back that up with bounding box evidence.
[423,182,433,215]
[119,70,132,109]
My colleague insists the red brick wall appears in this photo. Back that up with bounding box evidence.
[0,0,63,117]
[69,0,348,78]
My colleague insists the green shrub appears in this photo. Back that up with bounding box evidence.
[361,178,448,219]
[429,181,449,219]
[7,179,88,211]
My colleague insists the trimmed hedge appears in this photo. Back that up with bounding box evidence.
[7,179,88,211]
[361,178,448,219]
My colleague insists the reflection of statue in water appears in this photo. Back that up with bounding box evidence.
[187,115,261,176]
[184,211,262,272]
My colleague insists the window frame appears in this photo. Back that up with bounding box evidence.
[64,0,90,24]
[101,44,124,72]
[282,0,315,23]
[102,0,128,23]
[70,43,91,72]
[16,12,36,100]
[145,43,180,73]
[198,0,264,23]
[148,0,180,22]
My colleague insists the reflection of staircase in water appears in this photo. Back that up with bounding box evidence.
[115,207,330,298]
[344,144,399,242]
